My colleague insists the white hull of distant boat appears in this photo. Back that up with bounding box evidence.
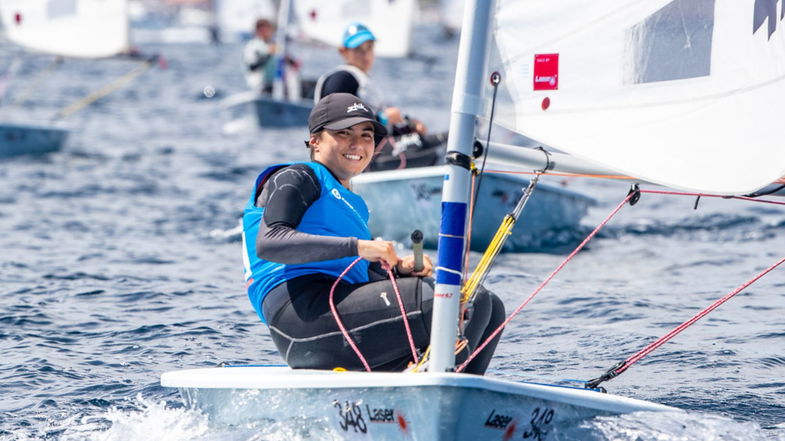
[352,166,594,252]
[161,366,674,439]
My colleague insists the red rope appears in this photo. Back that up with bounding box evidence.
[329,257,372,371]
[617,255,785,374]
[328,257,419,372]
[456,192,636,373]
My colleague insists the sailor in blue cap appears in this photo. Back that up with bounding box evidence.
[313,22,426,136]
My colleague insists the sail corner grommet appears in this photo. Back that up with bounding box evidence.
[489,71,502,86]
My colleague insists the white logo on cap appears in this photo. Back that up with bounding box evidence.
[347,102,367,113]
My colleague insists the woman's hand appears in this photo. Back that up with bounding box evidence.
[357,239,400,269]
[411,118,427,134]
[396,254,434,277]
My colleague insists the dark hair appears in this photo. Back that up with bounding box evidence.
[255,18,273,31]
[304,131,322,160]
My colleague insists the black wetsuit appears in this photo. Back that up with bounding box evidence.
[257,163,505,373]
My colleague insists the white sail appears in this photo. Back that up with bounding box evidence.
[493,0,785,195]
[0,0,130,58]
[293,0,415,58]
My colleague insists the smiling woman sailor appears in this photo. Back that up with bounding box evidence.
[242,93,505,373]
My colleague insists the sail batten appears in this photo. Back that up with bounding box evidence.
[493,0,785,195]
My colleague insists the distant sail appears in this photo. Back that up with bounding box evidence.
[0,0,130,58]
[493,0,785,195]
[293,0,415,58]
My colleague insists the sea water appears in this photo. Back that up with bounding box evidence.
[1,24,784,441]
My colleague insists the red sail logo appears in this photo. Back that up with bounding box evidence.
[533,54,559,91]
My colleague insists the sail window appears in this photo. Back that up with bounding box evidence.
[626,0,715,84]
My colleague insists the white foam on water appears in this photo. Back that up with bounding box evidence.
[10,394,347,441]
[552,411,785,441]
[55,395,210,441]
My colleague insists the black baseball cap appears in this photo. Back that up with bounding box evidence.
[308,93,387,137]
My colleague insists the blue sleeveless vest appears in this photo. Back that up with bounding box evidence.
[242,162,371,323]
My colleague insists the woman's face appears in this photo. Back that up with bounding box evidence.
[340,41,375,72]
[310,122,375,186]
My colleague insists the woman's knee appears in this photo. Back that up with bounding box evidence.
[489,292,506,325]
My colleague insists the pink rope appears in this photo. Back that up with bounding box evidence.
[329,257,420,372]
[381,262,419,364]
[456,192,635,372]
[618,255,785,373]
[329,257,372,371]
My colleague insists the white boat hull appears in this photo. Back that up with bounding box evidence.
[352,166,595,252]
[161,366,675,440]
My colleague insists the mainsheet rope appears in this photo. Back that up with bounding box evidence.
[329,257,419,372]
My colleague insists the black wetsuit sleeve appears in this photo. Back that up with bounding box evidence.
[320,71,360,97]
[256,164,358,264]
[248,54,272,71]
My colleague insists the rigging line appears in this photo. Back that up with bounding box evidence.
[456,190,636,373]
[641,189,785,206]
[52,57,157,121]
[461,172,543,304]
[469,72,502,223]
[587,254,785,389]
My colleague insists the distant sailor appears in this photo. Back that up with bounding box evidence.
[314,23,427,136]
[242,93,504,373]
[243,18,278,94]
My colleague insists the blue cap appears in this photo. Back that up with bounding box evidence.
[342,23,375,49]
